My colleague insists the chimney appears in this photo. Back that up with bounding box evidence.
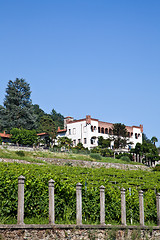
[86,115,91,125]
[140,124,143,133]
[64,116,74,129]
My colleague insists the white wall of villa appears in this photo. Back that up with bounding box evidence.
[57,115,143,150]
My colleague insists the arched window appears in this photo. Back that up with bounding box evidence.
[101,127,104,134]
[98,127,100,133]
[109,128,112,135]
[105,128,108,134]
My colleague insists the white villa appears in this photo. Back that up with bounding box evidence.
[57,115,143,150]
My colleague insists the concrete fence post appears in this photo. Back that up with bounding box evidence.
[100,185,105,225]
[139,190,144,226]
[156,193,160,226]
[76,183,82,225]
[121,188,126,225]
[17,175,25,225]
[48,179,55,224]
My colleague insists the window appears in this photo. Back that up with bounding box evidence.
[69,129,71,135]
[83,126,87,133]
[73,139,76,146]
[78,139,81,143]
[135,133,138,139]
[84,138,87,144]
[131,132,133,137]
[128,132,130,137]
[94,126,96,132]
[105,128,108,134]
[91,126,94,132]
[91,137,96,144]
[101,128,104,134]
[109,128,112,135]
[73,128,76,135]
[98,127,100,133]
[138,133,140,138]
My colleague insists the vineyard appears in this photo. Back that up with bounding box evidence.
[0,161,160,225]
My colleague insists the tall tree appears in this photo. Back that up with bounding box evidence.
[39,115,56,145]
[151,136,158,146]
[0,105,5,131]
[3,78,36,130]
[112,123,129,149]
[32,104,45,132]
[50,108,64,129]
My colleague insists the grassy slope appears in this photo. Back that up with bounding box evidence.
[0,147,142,165]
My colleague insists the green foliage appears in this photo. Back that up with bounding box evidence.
[132,140,160,164]
[153,165,160,171]
[15,151,25,157]
[112,123,129,149]
[116,153,133,161]
[2,78,36,130]
[98,136,110,148]
[120,156,131,162]
[0,162,160,224]
[151,136,158,146]
[38,115,56,141]
[10,128,38,146]
[57,137,73,149]
[91,146,114,157]
[0,137,2,145]
[90,153,102,160]
[50,108,64,130]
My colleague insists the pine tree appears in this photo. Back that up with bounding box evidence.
[3,78,36,130]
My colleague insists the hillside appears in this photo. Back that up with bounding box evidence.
[0,148,159,225]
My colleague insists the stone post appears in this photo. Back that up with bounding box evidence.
[76,183,82,225]
[139,190,144,226]
[100,185,105,225]
[156,193,160,226]
[121,188,126,225]
[17,175,25,225]
[48,179,55,224]
[137,154,139,163]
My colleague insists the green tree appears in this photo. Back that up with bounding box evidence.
[3,78,36,130]
[57,137,73,149]
[10,128,38,146]
[0,105,5,131]
[98,136,110,148]
[39,115,56,145]
[151,136,158,146]
[50,108,64,129]
[32,104,45,132]
[112,123,129,149]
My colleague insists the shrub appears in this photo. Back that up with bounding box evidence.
[15,151,25,157]
[90,153,102,160]
[116,153,133,161]
[120,156,131,162]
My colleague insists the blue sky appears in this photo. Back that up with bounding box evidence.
[0,1,160,144]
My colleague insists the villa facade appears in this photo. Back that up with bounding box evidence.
[57,115,143,150]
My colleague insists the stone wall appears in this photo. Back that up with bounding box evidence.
[0,225,160,240]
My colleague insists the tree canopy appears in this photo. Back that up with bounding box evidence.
[2,78,36,130]
[38,115,56,141]
[112,123,129,149]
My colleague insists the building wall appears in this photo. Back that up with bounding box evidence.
[57,116,143,150]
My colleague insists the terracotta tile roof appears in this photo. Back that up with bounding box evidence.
[37,132,48,136]
[0,131,11,138]
[57,127,67,133]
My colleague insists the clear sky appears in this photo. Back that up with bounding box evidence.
[0,1,160,144]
